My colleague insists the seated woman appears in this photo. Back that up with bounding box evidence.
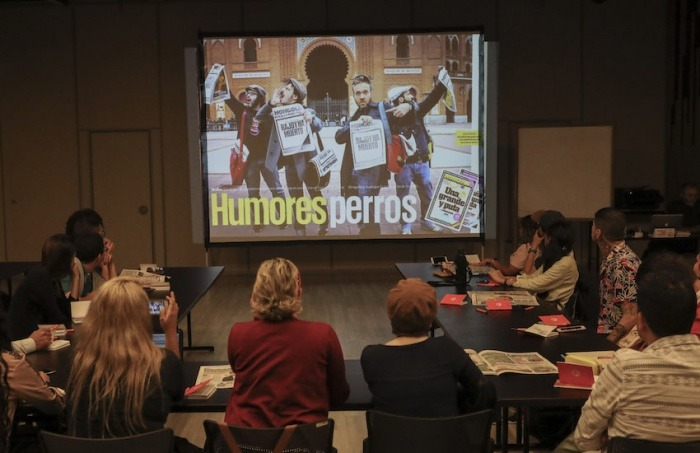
[361,278,495,417]
[481,212,541,276]
[225,258,349,427]
[491,221,579,309]
[1,309,65,452]
[66,278,183,438]
[8,234,79,341]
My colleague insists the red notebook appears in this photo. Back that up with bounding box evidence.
[539,315,571,326]
[440,293,467,306]
[486,298,512,311]
[555,362,595,389]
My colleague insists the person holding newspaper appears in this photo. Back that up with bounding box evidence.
[335,74,414,236]
[256,78,328,237]
[224,85,288,233]
[388,67,452,235]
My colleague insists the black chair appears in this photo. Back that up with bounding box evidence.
[607,436,700,452]
[364,409,493,453]
[202,419,335,453]
[563,267,600,331]
[38,428,174,453]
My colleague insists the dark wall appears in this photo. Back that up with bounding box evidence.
[0,0,671,272]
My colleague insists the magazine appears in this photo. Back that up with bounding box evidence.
[468,290,539,307]
[464,349,558,376]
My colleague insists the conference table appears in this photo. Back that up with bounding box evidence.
[396,262,615,452]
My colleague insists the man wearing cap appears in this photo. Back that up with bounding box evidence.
[225,85,287,233]
[255,78,327,236]
[591,207,641,343]
[387,75,448,234]
[335,74,413,235]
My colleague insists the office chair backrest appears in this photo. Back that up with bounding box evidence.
[365,409,493,453]
[38,428,174,453]
[202,419,335,453]
[607,436,700,453]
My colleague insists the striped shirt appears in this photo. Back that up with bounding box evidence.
[574,334,700,451]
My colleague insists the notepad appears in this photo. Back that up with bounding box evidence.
[554,362,596,390]
[47,339,70,351]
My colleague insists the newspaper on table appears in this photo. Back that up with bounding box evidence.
[468,290,539,307]
[424,171,474,232]
[349,119,386,170]
[119,269,169,288]
[272,104,314,156]
[203,64,231,105]
[465,349,558,376]
[196,365,235,389]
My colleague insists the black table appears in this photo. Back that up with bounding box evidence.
[163,266,224,352]
[396,262,615,452]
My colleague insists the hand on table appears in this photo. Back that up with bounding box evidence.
[489,269,506,285]
[29,328,54,350]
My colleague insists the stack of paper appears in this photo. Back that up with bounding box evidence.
[71,300,91,324]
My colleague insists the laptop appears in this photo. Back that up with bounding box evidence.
[651,214,683,228]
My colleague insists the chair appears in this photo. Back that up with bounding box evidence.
[563,267,600,331]
[607,436,700,453]
[38,428,174,453]
[202,419,335,453]
[364,409,493,453]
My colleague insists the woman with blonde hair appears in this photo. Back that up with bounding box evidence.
[66,277,183,438]
[224,258,349,427]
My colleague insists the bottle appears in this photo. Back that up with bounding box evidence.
[454,247,468,292]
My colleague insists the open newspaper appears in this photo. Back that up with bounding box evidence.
[468,290,539,307]
[119,269,170,289]
[465,349,558,376]
[187,365,235,400]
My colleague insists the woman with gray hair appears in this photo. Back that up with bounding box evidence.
[224,258,349,427]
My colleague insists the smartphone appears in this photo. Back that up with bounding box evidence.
[148,299,169,315]
[557,325,586,333]
[431,256,448,266]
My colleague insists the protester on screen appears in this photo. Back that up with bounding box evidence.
[8,234,77,341]
[255,79,328,237]
[490,221,578,309]
[225,258,349,427]
[0,308,65,452]
[66,278,184,439]
[361,278,494,417]
[591,207,641,344]
[480,212,542,276]
[388,68,451,235]
[335,74,413,236]
[666,182,700,227]
[64,208,117,287]
[224,85,289,235]
[553,252,700,453]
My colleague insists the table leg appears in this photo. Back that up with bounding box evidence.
[500,406,509,453]
[183,311,215,352]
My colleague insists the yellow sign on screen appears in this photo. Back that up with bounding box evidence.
[456,130,480,146]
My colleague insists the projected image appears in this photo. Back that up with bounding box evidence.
[201,32,484,243]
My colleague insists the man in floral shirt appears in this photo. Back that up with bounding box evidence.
[591,208,641,343]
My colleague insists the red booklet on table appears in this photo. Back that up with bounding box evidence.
[539,314,571,326]
[554,362,595,390]
[440,293,467,306]
[486,298,512,311]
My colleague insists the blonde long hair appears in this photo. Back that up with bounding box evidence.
[250,258,302,321]
[67,277,163,436]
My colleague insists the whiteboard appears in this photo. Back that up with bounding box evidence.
[517,126,613,220]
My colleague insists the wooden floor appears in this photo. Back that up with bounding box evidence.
[167,267,554,452]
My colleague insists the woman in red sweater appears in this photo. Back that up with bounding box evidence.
[224,258,349,427]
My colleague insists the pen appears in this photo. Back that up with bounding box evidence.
[476,308,488,314]
[525,306,535,311]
